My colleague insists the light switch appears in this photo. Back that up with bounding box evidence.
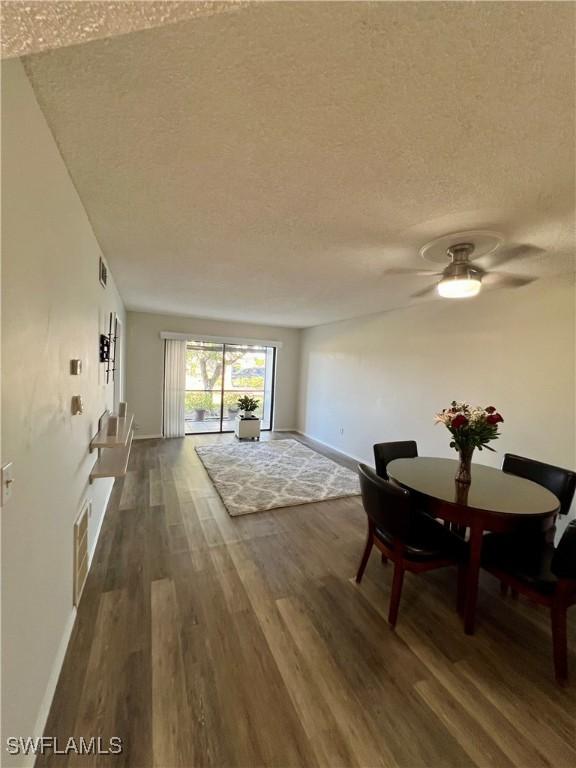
[1,463,14,505]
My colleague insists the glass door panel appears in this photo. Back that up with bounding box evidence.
[221,344,274,431]
[185,341,224,434]
[185,340,275,435]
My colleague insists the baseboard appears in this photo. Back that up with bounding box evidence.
[295,430,365,465]
[133,433,163,440]
[273,427,298,432]
[28,607,77,767]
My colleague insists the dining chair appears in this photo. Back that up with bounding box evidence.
[499,454,576,595]
[373,440,449,538]
[355,463,466,628]
[373,440,418,480]
[482,520,576,684]
[502,453,576,517]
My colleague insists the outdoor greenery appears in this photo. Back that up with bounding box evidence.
[223,393,240,412]
[232,375,264,388]
[231,355,265,389]
[185,391,215,413]
[184,392,265,416]
[186,347,245,391]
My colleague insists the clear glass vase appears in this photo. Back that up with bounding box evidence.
[455,446,474,485]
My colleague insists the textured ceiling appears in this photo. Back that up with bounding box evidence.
[22,1,576,327]
[1,1,246,59]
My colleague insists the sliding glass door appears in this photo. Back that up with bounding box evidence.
[185,341,276,434]
[185,341,223,433]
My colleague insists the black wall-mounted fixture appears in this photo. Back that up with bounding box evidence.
[99,334,110,363]
[99,313,118,383]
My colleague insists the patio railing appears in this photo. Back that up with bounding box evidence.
[184,389,265,423]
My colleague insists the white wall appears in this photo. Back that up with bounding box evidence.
[126,311,301,437]
[1,59,126,765]
[298,276,576,524]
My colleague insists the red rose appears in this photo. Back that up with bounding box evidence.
[451,414,469,429]
[485,406,496,414]
[487,413,503,424]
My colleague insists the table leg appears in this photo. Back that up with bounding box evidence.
[464,525,484,635]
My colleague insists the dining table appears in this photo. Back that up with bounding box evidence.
[386,457,560,634]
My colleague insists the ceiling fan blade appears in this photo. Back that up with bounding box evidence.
[410,283,438,299]
[483,272,537,289]
[483,245,545,270]
[382,268,440,277]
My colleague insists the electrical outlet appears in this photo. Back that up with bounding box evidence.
[1,462,14,505]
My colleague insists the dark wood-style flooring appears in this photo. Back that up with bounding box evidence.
[40,432,576,767]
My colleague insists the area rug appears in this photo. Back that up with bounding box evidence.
[195,438,360,516]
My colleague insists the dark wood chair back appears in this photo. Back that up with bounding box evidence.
[502,453,576,516]
[484,517,576,683]
[552,520,576,579]
[356,463,465,629]
[358,463,412,542]
[373,440,418,480]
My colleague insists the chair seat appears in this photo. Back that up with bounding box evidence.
[482,533,558,594]
[376,513,466,562]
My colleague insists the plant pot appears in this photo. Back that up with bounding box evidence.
[455,447,474,485]
[194,408,207,422]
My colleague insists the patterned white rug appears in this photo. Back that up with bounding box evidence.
[195,438,360,516]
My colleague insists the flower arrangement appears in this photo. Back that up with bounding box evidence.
[435,401,504,484]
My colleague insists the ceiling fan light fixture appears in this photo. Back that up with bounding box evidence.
[436,245,483,298]
[437,275,482,299]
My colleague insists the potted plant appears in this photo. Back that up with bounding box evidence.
[435,401,504,484]
[223,393,240,420]
[186,392,214,422]
[237,395,260,420]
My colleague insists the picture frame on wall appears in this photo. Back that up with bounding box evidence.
[99,256,107,288]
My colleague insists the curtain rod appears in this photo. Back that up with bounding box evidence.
[160,331,283,348]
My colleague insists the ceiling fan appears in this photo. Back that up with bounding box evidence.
[384,238,540,300]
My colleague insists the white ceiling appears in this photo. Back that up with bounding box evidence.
[22,1,575,327]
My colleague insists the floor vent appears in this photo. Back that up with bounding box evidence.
[74,500,90,606]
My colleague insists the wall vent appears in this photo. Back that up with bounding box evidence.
[74,500,90,606]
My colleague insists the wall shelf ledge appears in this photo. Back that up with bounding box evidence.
[89,431,133,483]
[89,413,134,452]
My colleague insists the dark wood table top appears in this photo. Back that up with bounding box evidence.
[387,457,560,518]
